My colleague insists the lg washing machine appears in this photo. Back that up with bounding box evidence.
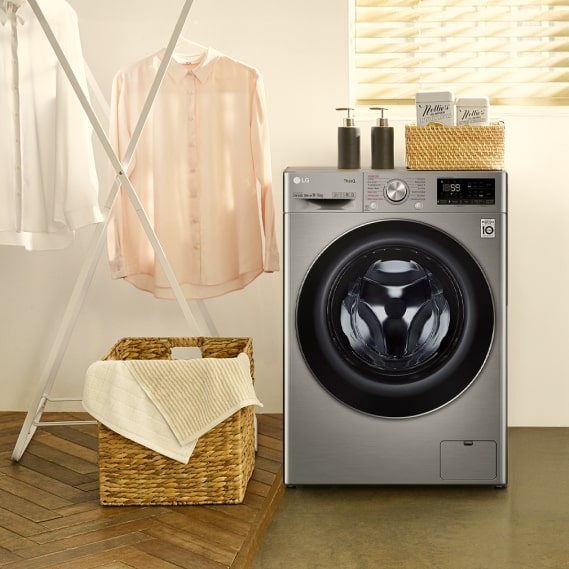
[284,167,507,486]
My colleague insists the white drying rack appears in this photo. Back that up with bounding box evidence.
[11,0,216,461]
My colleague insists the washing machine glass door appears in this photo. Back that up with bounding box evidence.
[296,219,494,417]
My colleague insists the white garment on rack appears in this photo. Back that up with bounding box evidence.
[3,0,26,10]
[107,48,280,300]
[0,0,103,251]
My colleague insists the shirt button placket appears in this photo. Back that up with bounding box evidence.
[10,8,23,232]
[187,75,201,277]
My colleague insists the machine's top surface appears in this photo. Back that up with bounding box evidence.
[284,167,507,214]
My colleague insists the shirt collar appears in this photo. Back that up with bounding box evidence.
[0,0,26,26]
[163,47,219,84]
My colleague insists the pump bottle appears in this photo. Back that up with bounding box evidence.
[336,107,360,169]
[370,107,394,169]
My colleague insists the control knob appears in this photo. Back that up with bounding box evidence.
[385,179,408,203]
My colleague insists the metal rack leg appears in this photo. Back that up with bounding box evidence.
[12,397,44,462]
[12,394,97,461]
[11,219,108,461]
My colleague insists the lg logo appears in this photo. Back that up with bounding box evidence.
[481,219,496,239]
[293,176,310,185]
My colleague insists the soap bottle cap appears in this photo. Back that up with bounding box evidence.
[370,107,389,127]
[336,107,357,127]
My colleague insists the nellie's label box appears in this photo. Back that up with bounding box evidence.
[416,90,454,126]
[456,97,490,126]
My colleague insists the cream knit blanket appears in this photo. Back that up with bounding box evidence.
[83,353,261,463]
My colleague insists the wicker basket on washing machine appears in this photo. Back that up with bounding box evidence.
[405,123,505,170]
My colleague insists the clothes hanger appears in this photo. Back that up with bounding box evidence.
[3,0,26,9]
[172,36,207,64]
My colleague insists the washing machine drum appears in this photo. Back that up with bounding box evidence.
[296,219,494,418]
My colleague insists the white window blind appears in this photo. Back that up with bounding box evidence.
[354,0,569,106]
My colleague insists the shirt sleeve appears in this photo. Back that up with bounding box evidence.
[106,70,131,277]
[53,5,103,230]
[250,72,280,273]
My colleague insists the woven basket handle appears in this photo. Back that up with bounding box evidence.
[103,337,254,379]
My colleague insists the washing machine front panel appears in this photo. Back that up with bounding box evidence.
[285,335,505,484]
[284,168,507,486]
[296,217,494,418]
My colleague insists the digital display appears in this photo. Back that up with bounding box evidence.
[437,178,495,205]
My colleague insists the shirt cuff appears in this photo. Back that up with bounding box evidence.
[67,205,104,230]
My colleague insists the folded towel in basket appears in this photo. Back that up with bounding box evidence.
[83,353,261,463]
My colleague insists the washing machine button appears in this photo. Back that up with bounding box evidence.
[385,179,408,203]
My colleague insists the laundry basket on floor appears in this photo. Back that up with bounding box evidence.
[97,336,256,506]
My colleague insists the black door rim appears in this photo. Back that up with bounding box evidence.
[296,219,494,418]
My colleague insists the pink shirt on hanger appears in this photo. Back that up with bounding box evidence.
[107,48,280,300]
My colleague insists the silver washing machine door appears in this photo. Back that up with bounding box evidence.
[296,219,494,418]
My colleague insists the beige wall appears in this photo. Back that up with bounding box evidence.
[1,0,568,426]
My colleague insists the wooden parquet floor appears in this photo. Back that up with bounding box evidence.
[0,412,284,569]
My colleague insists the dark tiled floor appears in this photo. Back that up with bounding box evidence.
[252,428,569,569]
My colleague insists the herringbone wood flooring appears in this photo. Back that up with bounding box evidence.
[0,412,284,569]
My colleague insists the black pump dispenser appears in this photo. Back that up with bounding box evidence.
[336,107,361,169]
[370,107,394,169]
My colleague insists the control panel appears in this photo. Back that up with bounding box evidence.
[284,168,506,214]
[364,173,426,211]
[437,178,496,205]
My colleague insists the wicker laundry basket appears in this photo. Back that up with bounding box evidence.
[405,123,505,170]
[97,336,256,506]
